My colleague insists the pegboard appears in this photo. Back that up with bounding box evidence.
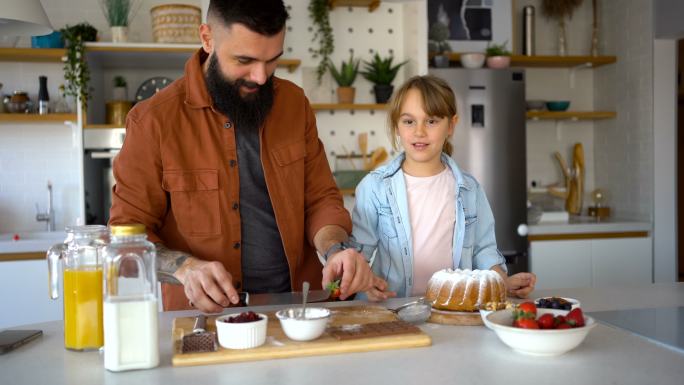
[280,0,418,173]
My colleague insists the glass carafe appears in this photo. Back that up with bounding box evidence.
[47,225,109,351]
[103,224,159,371]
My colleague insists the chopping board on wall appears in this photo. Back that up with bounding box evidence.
[171,306,432,367]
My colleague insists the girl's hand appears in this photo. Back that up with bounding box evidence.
[365,275,397,302]
[506,272,537,298]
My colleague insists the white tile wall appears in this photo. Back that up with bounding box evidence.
[594,0,654,221]
[0,122,80,233]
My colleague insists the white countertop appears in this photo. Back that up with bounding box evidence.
[0,231,66,254]
[529,216,652,236]
[1,284,683,385]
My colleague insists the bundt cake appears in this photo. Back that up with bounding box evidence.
[426,269,506,312]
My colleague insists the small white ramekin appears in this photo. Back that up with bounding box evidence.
[215,313,268,349]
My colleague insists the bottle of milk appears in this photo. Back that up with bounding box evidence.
[103,224,159,371]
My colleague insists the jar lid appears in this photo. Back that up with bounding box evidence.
[13,90,27,95]
[110,224,146,236]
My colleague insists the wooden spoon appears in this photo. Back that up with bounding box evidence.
[358,133,368,169]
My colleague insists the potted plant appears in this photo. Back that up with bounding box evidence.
[485,41,512,69]
[328,53,360,104]
[61,23,98,110]
[112,76,127,100]
[360,53,408,104]
[428,21,451,68]
[100,0,142,43]
[308,0,334,84]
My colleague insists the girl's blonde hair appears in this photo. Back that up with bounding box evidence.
[387,75,457,156]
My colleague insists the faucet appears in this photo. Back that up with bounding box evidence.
[35,181,55,231]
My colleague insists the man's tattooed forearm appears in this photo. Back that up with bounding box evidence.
[155,243,189,284]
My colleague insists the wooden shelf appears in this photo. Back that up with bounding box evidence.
[312,103,387,111]
[329,0,380,12]
[0,46,301,72]
[0,113,77,123]
[526,111,616,120]
[0,48,65,63]
[437,53,617,68]
[84,124,124,130]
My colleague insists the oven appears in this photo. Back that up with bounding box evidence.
[83,129,125,225]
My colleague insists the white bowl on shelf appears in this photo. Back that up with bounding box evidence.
[486,308,596,356]
[460,52,486,69]
[215,313,268,349]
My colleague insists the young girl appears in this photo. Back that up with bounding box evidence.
[351,75,535,301]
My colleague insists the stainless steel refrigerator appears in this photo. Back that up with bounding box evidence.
[428,68,528,273]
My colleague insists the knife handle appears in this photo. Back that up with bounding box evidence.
[192,314,206,333]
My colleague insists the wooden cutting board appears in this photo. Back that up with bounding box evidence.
[171,306,431,367]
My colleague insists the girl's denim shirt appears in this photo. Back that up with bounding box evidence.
[351,152,506,298]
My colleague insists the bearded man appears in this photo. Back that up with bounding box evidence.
[110,0,376,312]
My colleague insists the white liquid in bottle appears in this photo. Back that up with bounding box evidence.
[104,299,159,371]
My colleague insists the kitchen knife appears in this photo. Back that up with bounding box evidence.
[237,290,330,307]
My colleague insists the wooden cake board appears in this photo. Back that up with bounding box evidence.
[427,308,483,326]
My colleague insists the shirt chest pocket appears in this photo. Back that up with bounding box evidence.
[162,170,221,237]
[377,206,397,239]
[273,139,306,167]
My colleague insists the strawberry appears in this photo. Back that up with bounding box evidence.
[517,318,540,329]
[554,315,567,327]
[515,302,537,320]
[326,279,341,300]
[556,323,572,329]
[566,308,585,327]
[537,313,555,329]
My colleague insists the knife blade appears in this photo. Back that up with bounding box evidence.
[237,290,330,306]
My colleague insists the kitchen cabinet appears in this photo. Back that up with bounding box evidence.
[530,236,652,289]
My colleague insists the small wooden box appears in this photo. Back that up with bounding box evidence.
[587,206,610,219]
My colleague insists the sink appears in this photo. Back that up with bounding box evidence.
[0,231,66,254]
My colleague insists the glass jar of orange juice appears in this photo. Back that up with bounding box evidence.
[47,225,109,351]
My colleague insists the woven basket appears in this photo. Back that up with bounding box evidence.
[150,4,201,44]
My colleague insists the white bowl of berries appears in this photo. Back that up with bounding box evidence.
[486,303,596,356]
[215,311,268,349]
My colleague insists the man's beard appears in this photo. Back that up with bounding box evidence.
[204,54,274,132]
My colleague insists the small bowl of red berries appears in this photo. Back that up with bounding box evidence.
[215,311,268,349]
[485,302,596,356]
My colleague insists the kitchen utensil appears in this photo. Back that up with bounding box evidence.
[182,314,218,353]
[546,101,571,111]
[276,307,331,341]
[237,289,330,307]
[172,306,431,367]
[389,298,432,324]
[300,281,310,319]
[368,147,388,170]
[486,308,596,356]
[215,312,267,350]
[340,145,356,170]
[358,133,368,169]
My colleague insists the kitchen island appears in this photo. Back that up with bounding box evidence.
[1,284,683,385]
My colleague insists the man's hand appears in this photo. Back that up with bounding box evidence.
[364,275,397,302]
[175,258,240,313]
[321,248,374,300]
[506,272,537,298]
